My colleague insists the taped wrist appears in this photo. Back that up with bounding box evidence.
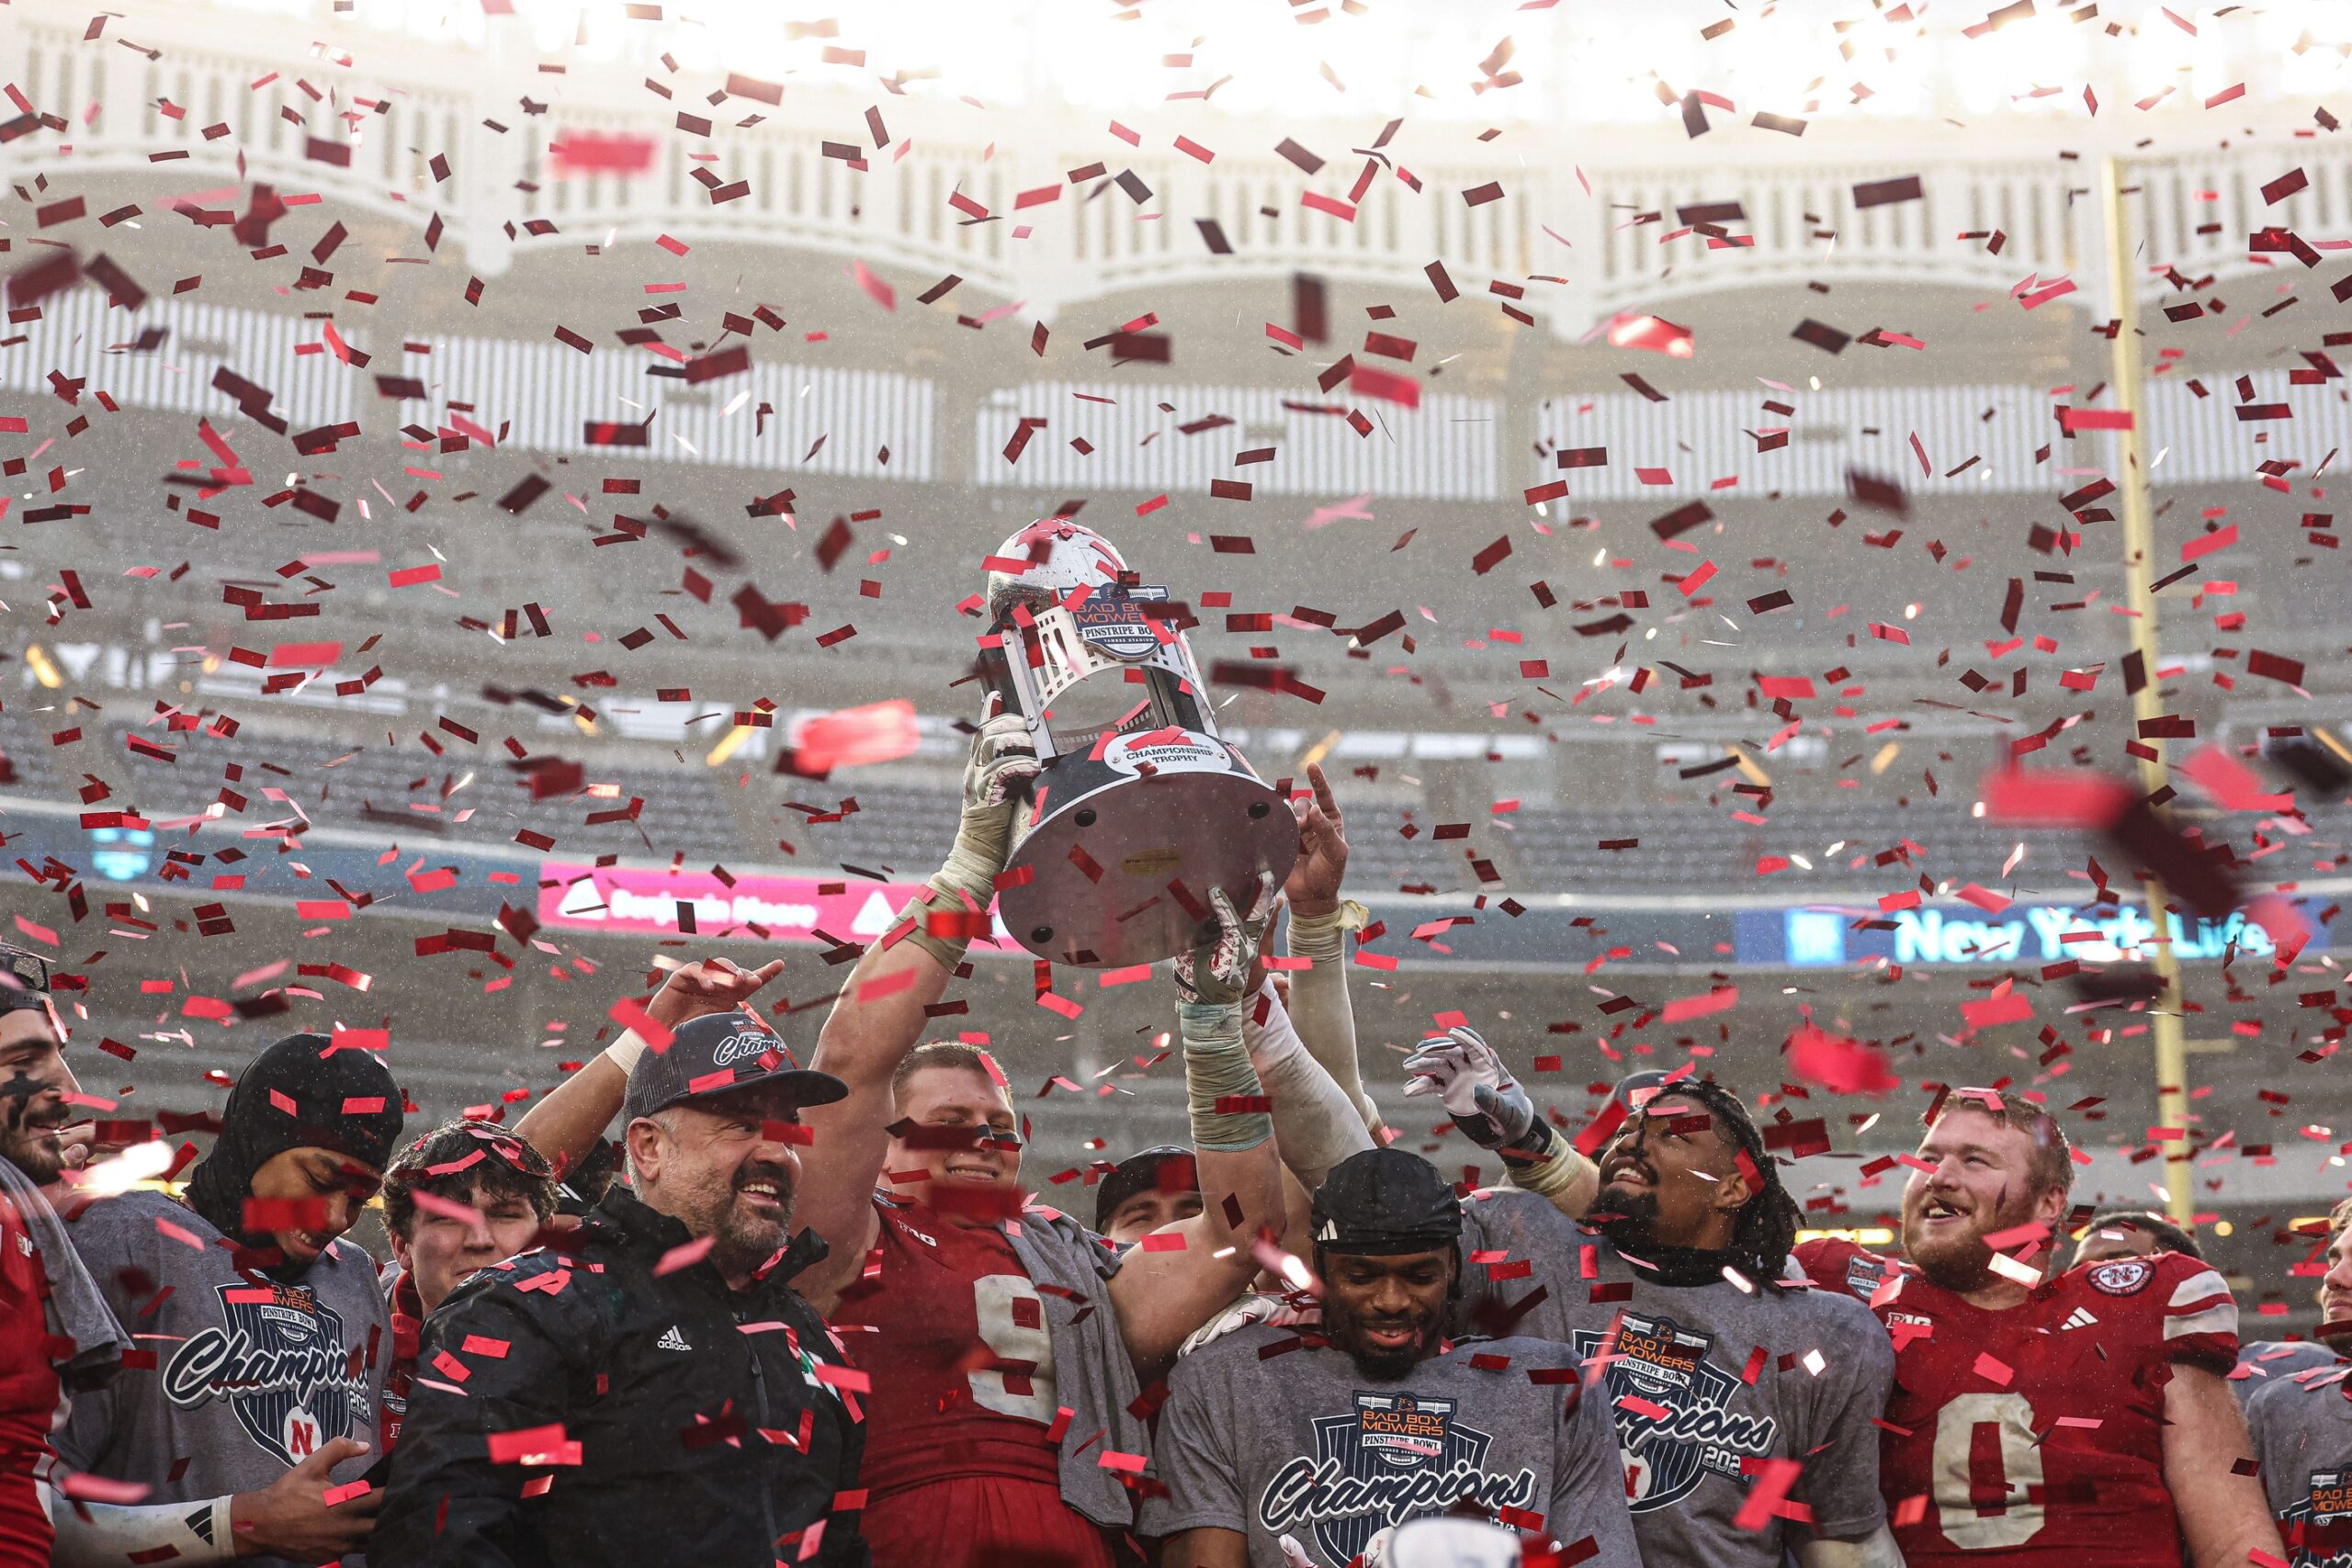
[47,1490,235,1566]
[602,1029,650,1076]
[1285,907,1348,964]
[893,886,977,971]
[942,800,1016,895]
[1504,1125,1588,1199]
[1180,1000,1273,1152]
[1496,1112,1561,1166]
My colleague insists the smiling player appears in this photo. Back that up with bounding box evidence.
[1147,1148,1636,1568]
[1798,1087,2284,1568]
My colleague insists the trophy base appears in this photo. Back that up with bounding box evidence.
[998,732,1300,968]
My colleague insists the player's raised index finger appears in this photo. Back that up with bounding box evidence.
[1308,761,1340,822]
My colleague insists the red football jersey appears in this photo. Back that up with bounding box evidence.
[0,1191,61,1564]
[829,1195,1064,1500]
[1795,1236,2238,1568]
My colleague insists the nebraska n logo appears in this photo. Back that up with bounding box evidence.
[1570,1311,1778,1513]
[1258,1393,1538,1565]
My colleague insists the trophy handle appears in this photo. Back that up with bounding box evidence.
[977,630,1046,808]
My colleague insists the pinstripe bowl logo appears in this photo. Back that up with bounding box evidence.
[1838,1250,1890,1303]
[2283,1469,2352,1568]
[1069,587,1162,660]
[162,1282,370,1468]
[1258,1393,1537,1566]
[1570,1312,1778,1513]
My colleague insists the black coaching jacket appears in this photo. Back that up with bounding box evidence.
[375,1188,867,1568]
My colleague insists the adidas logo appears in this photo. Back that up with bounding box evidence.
[2060,1306,2099,1331]
[657,1325,693,1352]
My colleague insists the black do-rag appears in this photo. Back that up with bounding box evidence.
[186,1032,405,1255]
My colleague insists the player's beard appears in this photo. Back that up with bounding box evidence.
[680,1158,797,1280]
[1904,1179,2037,1293]
[0,1080,69,1183]
[1592,1157,1663,1256]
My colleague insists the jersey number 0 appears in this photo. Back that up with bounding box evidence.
[1931,1393,2046,1550]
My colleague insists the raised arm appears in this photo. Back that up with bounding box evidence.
[1404,1028,1597,1218]
[2164,1361,2288,1568]
[514,956,784,1177]
[1242,983,1372,1192]
[1278,762,1382,1138]
[796,705,1036,1307]
[1111,885,1288,1380]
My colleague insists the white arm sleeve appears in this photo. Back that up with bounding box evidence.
[1243,986,1374,1190]
[1283,908,1382,1138]
[45,1487,237,1566]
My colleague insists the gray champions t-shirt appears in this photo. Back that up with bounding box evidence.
[2241,1341,2347,1406]
[1458,1188,1892,1565]
[1142,1325,1639,1568]
[52,1190,385,1546]
[2246,1358,2352,1568]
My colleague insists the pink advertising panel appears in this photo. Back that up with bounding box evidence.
[534,862,1008,949]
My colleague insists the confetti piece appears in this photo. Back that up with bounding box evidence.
[850,261,896,311]
[1732,1458,1804,1530]
[1605,313,1693,357]
[791,699,919,772]
[1786,1024,1899,1096]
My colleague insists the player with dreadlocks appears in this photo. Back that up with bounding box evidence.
[1404,1035,1899,1568]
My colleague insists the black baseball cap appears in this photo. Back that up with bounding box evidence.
[1614,1069,1672,1108]
[621,1012,847,1123]
[0,942,51,1015]
[1094,1145,1198,1232]
[1311,1147,1462,1255]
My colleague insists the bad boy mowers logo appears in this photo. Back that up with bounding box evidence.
[162,1282,370,1467]
[1258,1392,1538,1565]
[1069,586,1165,661]
[1570,1312,1778,1512]
[2282,1469,2352,1568]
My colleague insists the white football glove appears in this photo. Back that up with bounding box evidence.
[1174,876,1272,1008]
[933,701,1040,898]
[1176,1292,1320,1359]
[1402,1027,1534,1151]
[963,705,1038,817]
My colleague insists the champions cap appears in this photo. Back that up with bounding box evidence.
[621,1011,848,1123]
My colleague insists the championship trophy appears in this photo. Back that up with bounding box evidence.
[979,518,1298,967]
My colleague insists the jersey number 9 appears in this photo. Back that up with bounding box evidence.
[969,1273,1059,1425]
